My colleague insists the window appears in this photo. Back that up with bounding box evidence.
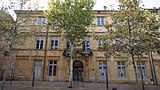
[137,62,147,79]
[37,17,46,25]
[50,36,58,49]
[34,60,42,78]
[98,37,104,45]
[117,61,126,78]
[150,11,158,14]
[49,61,57,76]
[115,38,122,45]
[97,17,104,26]
[82,37,90,50]
[156,27,160,32]
[66,40,71,50]
[36,36,44,49]
[98,61,106,78]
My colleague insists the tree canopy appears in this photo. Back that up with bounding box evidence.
[46,0,95,43]
[104,0,160,89]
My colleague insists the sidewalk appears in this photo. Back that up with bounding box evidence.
[1,81,160,90]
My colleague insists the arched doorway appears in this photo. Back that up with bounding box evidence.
[73,61,83,81]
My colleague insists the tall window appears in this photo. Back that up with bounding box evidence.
[137,62,147,79]
[50,36,58,49]
[98,61,106,78]
[117,61,126,78]
[66,40,71,50]
[82,37,90,50]
[97,17,104,26]
[37,17,46,25]
[34,60,42,78]
[36,36,44,49]
[49,61,57,76]
[98,37,104,46]
[115,38,122,45]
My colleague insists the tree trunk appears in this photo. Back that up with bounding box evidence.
[131,53,139,89]
[0,29,16,90]
[68,43,74,88]
[148,49,157,85]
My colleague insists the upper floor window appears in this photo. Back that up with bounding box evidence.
[97,17,104,26]
[150,11,158,14]
[82,37,90,50]
[117,61,126,78]
[137,62,147,79]
[115,38,122,45]
[66,40,71,50]
[36,36,44,49]
[98,61,106,78]
[37,17,46,25]
[50,36,58,49]
[98,37,105,46]
[49,61,57,76]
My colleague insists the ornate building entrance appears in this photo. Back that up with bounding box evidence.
[73,61,83,81]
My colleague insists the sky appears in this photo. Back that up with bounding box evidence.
[93,0,160,10]
[23,0,160,10]
[0,0,160,20]
[0,0,160,10]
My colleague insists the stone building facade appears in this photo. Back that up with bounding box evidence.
[1,10,160,84]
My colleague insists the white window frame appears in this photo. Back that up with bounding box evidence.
[36,36,44,49]
[66,39,71,50]
[98,61,106,78]
[98,37,104,46]
[48,61,57,76]
[117,61,126,78]
[34,60,42,78]
[37,17,46,25]
[97,17,104,26]
[82,37,90,50]
[137,62,147,79]
[50,36,58,49]
[115,38,122,45]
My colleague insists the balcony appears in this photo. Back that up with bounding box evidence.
[62,48,93,57]
[62,49,71,57]
[78,48,93,56]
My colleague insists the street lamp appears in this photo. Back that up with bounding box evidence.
[105,53,109,90]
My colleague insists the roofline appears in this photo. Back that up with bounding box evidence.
[14,8,159,14]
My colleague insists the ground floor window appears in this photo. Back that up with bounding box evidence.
[49,61,57,76]
[117,61,126,78]
[98,61,106,78]
[34,60,42,78]
[137,62,147,79]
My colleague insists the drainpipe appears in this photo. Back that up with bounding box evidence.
[42,26,49,81]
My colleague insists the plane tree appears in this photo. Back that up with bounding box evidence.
[45,0,95,88]
[0,0,41,89]
[104,0,160,89]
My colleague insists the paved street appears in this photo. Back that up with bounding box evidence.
[1,81,160,90]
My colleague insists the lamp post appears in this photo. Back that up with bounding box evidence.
[105,53,109,90]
